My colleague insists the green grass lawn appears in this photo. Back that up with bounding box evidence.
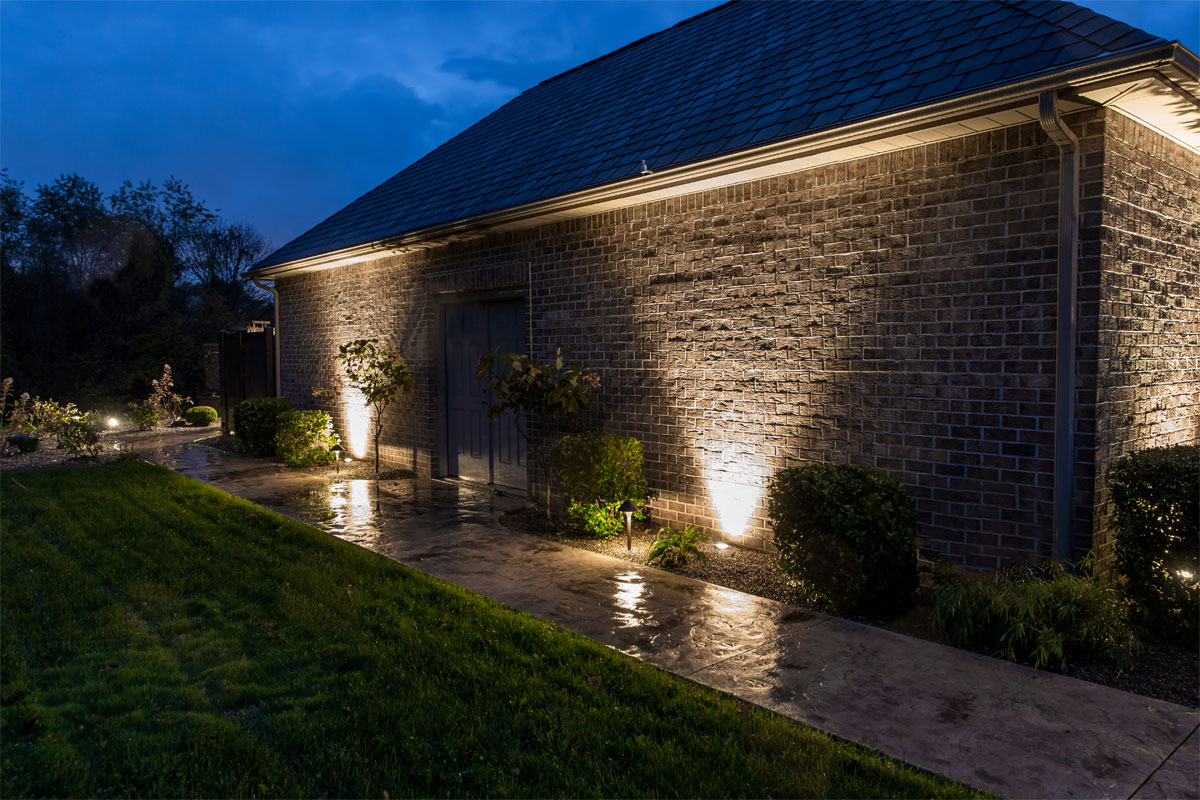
[1,460,980,798]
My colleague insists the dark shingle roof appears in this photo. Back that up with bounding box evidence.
[256,0,1166,270]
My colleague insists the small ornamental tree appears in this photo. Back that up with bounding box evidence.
[337,338,414,473]
[477,346,600,517]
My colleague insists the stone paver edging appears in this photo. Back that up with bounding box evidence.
[148,441,1199,799]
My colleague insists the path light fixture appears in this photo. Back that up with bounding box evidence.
[332,443,344,474]
[619,499,638,552]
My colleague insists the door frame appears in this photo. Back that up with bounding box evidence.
[434,288,529,487]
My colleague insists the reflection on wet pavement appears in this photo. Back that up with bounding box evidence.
[144,440,1200,800]
[149,440,831,677]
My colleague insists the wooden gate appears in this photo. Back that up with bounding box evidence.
[218,326,276,433]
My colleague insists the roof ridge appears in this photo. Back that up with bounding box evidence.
[531,0,737,90]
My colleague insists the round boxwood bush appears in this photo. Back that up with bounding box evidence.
[184,405,218,427]
[274,409,340,467]
[1108,444,1198,645]
[232,397,293,457]
[768,462,918,612]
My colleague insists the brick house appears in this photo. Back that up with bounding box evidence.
[247,0,1199,569]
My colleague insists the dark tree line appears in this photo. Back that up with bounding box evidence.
[0,170,272,408]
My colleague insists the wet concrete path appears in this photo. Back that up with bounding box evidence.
[144,440,1199,799]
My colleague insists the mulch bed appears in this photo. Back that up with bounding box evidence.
[500,505,1199,709]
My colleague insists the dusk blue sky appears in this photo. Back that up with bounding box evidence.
[3,1,1197,252]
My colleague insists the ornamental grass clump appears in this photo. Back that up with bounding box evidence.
[768,462,917,612]
[553,431,648,539]
[929,560,1139,672]
[1107,444,1199,645]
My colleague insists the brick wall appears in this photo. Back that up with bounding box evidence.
[276,107,1192,569]
[1089,110,1200,567]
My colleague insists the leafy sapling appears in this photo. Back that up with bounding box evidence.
[477,346,600,518]
[337,338,414,473]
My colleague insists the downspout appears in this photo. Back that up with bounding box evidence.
[1037,90,1079,563]
[252,278,283,398]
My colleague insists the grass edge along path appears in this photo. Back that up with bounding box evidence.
[1,460,983,798]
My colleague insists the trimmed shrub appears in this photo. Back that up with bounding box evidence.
[768,462,917,612]
[274,410,340,467]
[57,412,104,458]
[185,406,219,427]
[232,397,293,457]
[1107,444,1199,644]
[553,431,648,539]
[930,561,1138,672]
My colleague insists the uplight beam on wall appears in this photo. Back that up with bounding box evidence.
[702,444,763,540]
[343,386,370,459]
[706,476,762,539]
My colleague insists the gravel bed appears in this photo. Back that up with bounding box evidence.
[501,507,816,606]
[0,425,199,471]
[501,505,1199,708]
[1067,640,1198,708]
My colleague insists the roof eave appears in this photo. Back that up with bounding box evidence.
[246,41,1195,280]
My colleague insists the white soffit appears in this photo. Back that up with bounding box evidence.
[1080,73,1200,153]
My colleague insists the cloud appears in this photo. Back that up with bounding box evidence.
[0,0,720,248]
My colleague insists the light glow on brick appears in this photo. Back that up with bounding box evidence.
[705,469,761,539]
[344,386,370,459]
[702,444,764,540]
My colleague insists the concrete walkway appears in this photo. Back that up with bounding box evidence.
[144,439,1199,800]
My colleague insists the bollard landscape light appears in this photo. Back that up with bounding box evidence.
[332,443,344,474]
[619,499,638,552]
